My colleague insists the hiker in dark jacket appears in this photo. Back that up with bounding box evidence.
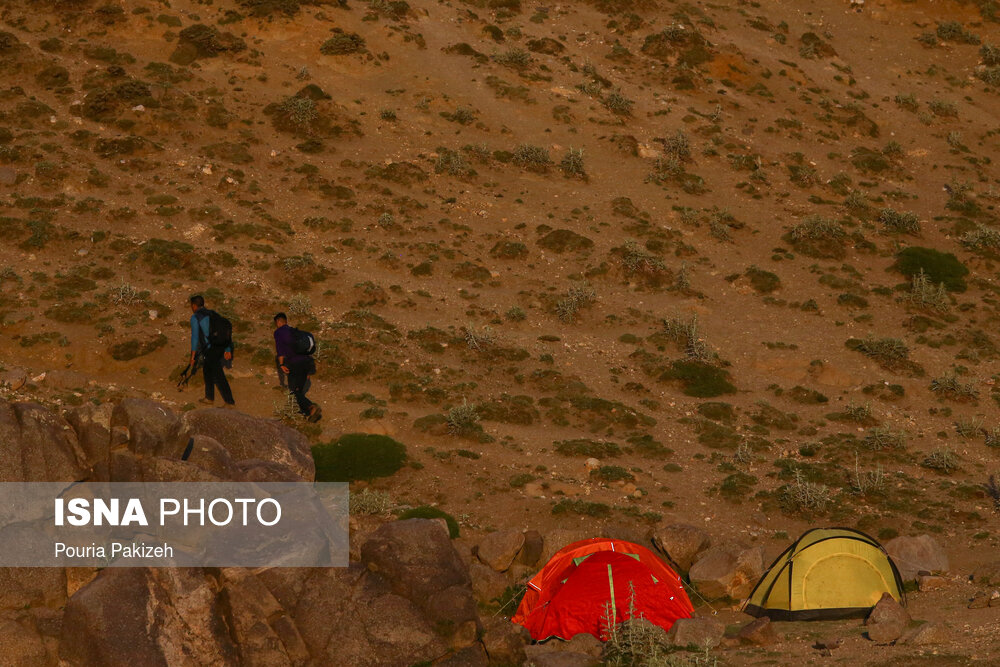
[190,295,235,407]
[274,312,321,422]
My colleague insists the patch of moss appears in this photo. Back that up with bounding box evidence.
[397,506,459,538]
[312,433,407,482]
[661,360,736,397]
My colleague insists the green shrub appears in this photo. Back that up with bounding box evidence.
[893,247,968,292]
[554,439,622,457]
[961,225,1000,254]
[591,465,635,483]
[552,499,612,518]
[745,266,780,293]
[312,433,407,481]
[321,30,366,55]
[397,506,459,538]
[787,215,847,258]
[513,144,552,172]
[878,208,920,235]
[661,360,736,397]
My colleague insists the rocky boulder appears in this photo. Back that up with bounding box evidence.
[735,617,779,646]
[665,616,725,649]
[900,621,949,646]
[0,400,87,482]
[111,398,187,458]
[476,529,525,572]
[650,523,711,571]
[182,408,314,481]
[688,544,764,599]
[865,592,910,643]
[60,568,239,667]
[361,519,479,642]
[885,534,949,581]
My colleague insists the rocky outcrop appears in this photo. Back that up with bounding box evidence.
[181,409,314,482]
[865,592,910,644]
[885,535,949,581]
[650,523,711,572]
[0,401,87,482]
[688,543,764,599]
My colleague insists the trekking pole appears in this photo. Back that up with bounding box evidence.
[176,353,202,390]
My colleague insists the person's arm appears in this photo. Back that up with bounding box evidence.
[275,328,293,373]
[190,315,199,362]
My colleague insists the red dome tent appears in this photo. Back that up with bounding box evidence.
[512,538,693,641]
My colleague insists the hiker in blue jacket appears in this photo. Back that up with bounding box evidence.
[190,295,235,407]
[273,312,321,422]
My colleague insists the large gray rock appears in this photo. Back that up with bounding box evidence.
[481,617,528,665]
[290,567,450,667]
[665,616,725,649]
[0,400,87,482]
[900,621,949,646]
[651,523,711,571]
[735,616,779,646]
[64,403,113,467]
[111,398,187,458]
[362,519,472,602]
[477,529,525,572]
[865,592,910,644]
[688,544,764,599]
[362,519,478,639]
[182,408,314,481]
[885,535,949,581]
[219,568,310,665]
[60,568,239,667]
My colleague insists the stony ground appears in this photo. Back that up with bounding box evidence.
[2,0,1000,664]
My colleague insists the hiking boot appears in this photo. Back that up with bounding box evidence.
[307,405,322,423]
[222,403,236,410]
[198,398,214,405]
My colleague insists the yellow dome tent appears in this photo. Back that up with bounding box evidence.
[744,528,905,620]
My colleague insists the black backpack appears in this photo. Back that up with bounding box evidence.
[198,309,233,350]
[292,327,316,356]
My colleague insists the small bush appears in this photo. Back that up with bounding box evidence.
[619,241,668,282]
[907,269,949,313]
[745,266,780,293]
[662,360,735,397]
[936,21,980,45]
[350,488,393,515]
[312,433,407,481]
[554,439,622,457]
[555,283,597,322]
[320,30,366,55]
[961,225,1000,254]
[446,401,480,435]
[398,506,460,538]
[864,426,907,451]
[495,48,531,68]
[782,471,834,515]
[787,215,847,258]
[552,499,612,518]
[930,375,979,401]
[922,448,959,474]
[603,90,633,115]
[878,208,920,235]
[512,144,552,172]
[893,247,968,292]
[559,148,586,178]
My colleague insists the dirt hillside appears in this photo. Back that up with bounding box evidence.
[1,0,1000,663]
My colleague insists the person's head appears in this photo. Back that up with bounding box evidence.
[273,312,287,328]
[190,294,204,312]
